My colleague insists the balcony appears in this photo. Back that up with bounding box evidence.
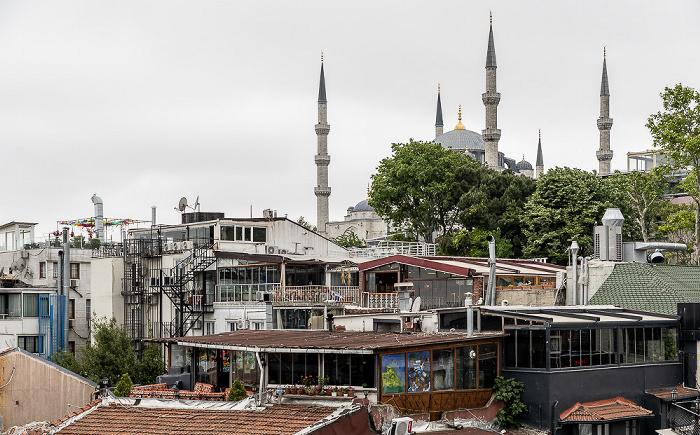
[273,286,359,305]
[360,292,398,310]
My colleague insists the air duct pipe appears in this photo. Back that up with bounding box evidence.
[634,242,687,252]
[62,227,70,350]
[486,235,497,306]
[581,257,590,304]
[91,194,104,242]
[569,241,579,305]
[465,292,474,337]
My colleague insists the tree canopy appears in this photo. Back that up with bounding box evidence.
[522,167,621,264]
[54,317,163,386]
[369,141,471,243]
[647,84,700,263]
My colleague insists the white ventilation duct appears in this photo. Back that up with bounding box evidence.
[91,194,104,242]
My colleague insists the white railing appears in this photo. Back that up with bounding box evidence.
[349,241,436,258]
[274,285,360,304]
[360,292,399,309]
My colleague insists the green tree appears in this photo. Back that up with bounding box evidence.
[135,343,164,385]
[370,141,473,243]
[296,216,317,232]
[114,373,133,397]
[522,167,619,264]
[608,168,669,242]
[453,164,536,257]
[647,84,700,263]
[657,203,695,264]
[492,376,527,429]
[227,379,248,401]
[438,227,514,258]
[330,228,366,248]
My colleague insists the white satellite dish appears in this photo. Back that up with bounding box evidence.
[411,296,422,313]
[177,197,188,212]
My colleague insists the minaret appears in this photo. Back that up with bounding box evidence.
[536,129,544,179]
[455,105,466,130]
[435,84,444,137]
[482,12,501,171]
[315,53,331,234]
[596,47,613,174]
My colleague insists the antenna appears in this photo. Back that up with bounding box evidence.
[193,196,200,212]
[177,197,188,213]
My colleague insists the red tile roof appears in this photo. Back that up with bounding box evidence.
[176,330,503,352]
[52,403,341,435]
[560,397,653,422]
[647,385,700,401]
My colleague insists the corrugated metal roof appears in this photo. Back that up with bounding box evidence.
[176,330,503,353]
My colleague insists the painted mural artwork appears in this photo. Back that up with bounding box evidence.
[381,353,406,394]
[407,351,431,392]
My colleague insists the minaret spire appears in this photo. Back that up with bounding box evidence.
[455,105,466,130]
[315,53,331,234]
[536,129,544,179]
[482,12,501,170]
[596,47,613,174]
[435,84,444,137]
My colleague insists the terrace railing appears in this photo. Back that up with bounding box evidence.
[360,292,399,310]
[349,241,436,258]
[275,286,360,304]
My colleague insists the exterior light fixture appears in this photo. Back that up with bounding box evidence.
[671,388,678,401]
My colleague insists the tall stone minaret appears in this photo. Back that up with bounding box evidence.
[536,129,544,179]
[482,13,501,171]
[435,84,444,138]
[596,47,613,174]
[315,53,331,234]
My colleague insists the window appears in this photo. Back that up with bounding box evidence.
[433,348,454,390]
[252,227,266,243]
[69,299,75,319]
[86,299,91,319]
[18,335,43,353]
[596,424,609,435]
[0,294,21,318]
[70,263,80,279]
[205,322,215,335]
[579,424,592,435]
[228,322,238,332]
[625,420,638,435]
[52,263,59,279]
[22,294,39,317]
[39,263,46,279]
[251,321,263,330]
[68,341,75,355]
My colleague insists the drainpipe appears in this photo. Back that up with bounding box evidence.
[486,235,497,306]
[465,293,474,337]
[582,257,591,304]
[569,241,579,305]
[255,351,265,406]
[58,249,64,349]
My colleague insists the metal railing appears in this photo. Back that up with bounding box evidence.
[275,285,360,304]
[361,292,399,309]
[669,400,700,435]
[349,241,436,258]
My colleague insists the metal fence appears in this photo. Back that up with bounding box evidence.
[669,400,700,435]
[349,241,436,258]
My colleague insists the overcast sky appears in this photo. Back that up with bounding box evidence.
[1,1,699,240]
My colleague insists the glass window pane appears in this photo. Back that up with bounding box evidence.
[23,294,39,317]
[516,330,529,368]
[253,227,266,243]
[664,327,678,361]
[505,333,516,368]
[407,351,431,392]
[531,329,546,368]
[382,353,406,394]
[433,348,454,391]
[456,346,477,389]
[235,227,243,241]
[306,353,319,378]
[580,330,591,366]
[478,343,498,389]
[244,227,251,242]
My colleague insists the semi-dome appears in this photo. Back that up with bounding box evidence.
[352,199,374,212]
[433,129,485,152]
[515,158,533,171]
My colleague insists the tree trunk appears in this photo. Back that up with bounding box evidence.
[695,202,700,266]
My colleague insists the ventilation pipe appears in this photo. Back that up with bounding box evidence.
[151,206,157,228]
[62,227,70,350]
[486,235,497,306]
[91,194,104,242]
[465,292,474,337]
[581,257,591,304]
[569,241,579,305]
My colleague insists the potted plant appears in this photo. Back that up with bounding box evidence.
[331,387,338,397]
[348,386,355,397]
[290,385,298,394]
[284,385,291,394]
[342,387,349,397]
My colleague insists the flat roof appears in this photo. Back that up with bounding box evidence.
[359,255,564,276]
[176,330,504,354]
[482,305,678,327]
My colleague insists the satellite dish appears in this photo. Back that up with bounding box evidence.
[411,296,422,313]
[193,196,200,212]
[178,197,188,212]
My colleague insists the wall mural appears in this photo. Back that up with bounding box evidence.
[381,353,406,394]
[407,351,431,392]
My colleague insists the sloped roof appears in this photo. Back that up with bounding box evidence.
[560,397,652,422]
[52,402,342,435]
[588,263,700,314]
[647,385,700,401]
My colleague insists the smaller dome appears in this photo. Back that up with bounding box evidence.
[515,159,533,171]
[353,199,374,212]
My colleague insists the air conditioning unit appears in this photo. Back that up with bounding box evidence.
[182,241,194,250]
[389,417,413,435]
[174,242,184,251]
[278,249,288,255]
[190,320,202,330]
[163,276,172,286]
[68,319,75,328]
[256,291,271,302]
[266,246,278,255]
[166,242,175,252]
[150,277,160,286]
[70,279,79,288]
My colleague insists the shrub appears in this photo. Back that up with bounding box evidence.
[114,373,133,397]
[227,380,247,401]
[492,376,527,429]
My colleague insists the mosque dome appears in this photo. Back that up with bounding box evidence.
[352,199,374,212]
[434,129,486,152]
[515,158,533,171]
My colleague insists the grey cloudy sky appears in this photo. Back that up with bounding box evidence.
[1,1,699,239]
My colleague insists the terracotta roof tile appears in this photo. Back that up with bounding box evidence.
[647,385,700,400]
[560,397,652,422]
[55,403,341,435]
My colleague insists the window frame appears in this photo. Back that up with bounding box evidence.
[70,263,80,280]
[39,262,46,279]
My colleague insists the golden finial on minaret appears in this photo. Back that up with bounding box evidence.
[321,51,324,63]
[367,184,370,200]
[490,11,492,25]
[522,154,525,161]
[438,83,440,93]
[604,46,606,59]
[539,129,541,139]
[455,105,466,130]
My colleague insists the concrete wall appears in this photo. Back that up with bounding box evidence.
[495,287,559,306]
[90,257,124,326]
[566,260,616,305]
[0,349,96,429]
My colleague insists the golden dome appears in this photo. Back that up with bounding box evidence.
[454,105,466,130]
